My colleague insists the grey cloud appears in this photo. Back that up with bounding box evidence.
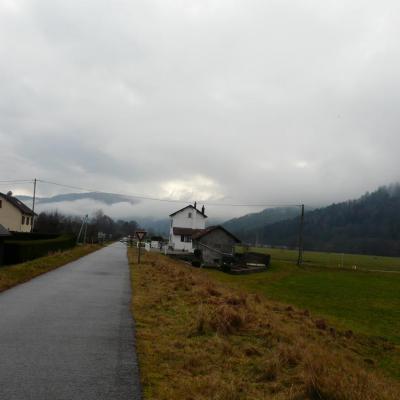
[1,0,400,217]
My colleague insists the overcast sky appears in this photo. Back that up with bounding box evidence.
[1,0,400,219]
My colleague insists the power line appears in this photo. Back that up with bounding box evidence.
[2,177,302,208]
[0,179,34,183]
[36,179,302,208]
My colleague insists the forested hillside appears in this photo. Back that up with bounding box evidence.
[223,207,302,242]
[225,185,400,256]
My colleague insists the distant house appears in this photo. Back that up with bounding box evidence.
[169,204,207,251]
[0,192,36,232]
[150,236,164,249]
[192,226,241,266]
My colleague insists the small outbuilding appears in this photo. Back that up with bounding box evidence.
[192,226,241,266]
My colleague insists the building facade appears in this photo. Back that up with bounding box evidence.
[0,192,36,232]
[168,204,207,251]
[192,226,241,266]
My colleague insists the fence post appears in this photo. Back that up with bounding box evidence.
[297,204,305,266]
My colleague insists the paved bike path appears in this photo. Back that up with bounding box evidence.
[0,243,141,399]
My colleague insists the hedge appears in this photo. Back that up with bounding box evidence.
[3,235,76,265]
[8,232,59,241]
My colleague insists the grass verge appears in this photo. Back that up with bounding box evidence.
[129,249,400,399]
[0,244,102,293]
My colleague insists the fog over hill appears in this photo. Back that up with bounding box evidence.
[18,192,138,206]
[15,192,224,236]
[14,184,400,253]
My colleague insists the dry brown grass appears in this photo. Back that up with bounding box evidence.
[129,249,400,400]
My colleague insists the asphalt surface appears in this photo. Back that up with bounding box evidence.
[0,243,141,400]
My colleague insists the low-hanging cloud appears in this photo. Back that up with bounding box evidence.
[1,0,400,219]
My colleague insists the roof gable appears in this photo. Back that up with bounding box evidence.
[0,193,36,215]
[192,225,241,243]
[169,205,207,218]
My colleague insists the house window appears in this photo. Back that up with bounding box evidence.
[185,236,192,243]
[181,235,185,242]
[26,217,30,225]
[0,200,2,208]
[22,216,25,225]
[188,212,192,218]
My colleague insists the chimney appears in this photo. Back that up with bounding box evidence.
[194,201,197,209]
[201,205,205,215]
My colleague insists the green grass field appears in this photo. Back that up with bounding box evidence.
[237,245,400,272]
[205,248,400,378]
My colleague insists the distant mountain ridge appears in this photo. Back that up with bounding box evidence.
[224,184,400,256]
[17,192,138,206]
[223,207,303,242]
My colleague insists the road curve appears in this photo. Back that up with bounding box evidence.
[0,243,141,400]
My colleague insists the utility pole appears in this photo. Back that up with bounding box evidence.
[77,214,88,245]
[83,216,88,244]
[297,204,305,266]
[31,178,37,232]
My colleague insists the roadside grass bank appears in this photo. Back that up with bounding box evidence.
[0,244,102,293]
[129,249,400,399]
[205,260,400,378]
[206,261,400,343]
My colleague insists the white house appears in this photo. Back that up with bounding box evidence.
[0,192,36,232]
[168,203,207,251]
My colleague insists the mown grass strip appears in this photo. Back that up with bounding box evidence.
[237,245,400,272]
[129,249,400,400]
[0,244,102,293]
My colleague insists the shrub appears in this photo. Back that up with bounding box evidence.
[193,249,202,258]
[191,260,201,268]
[8,232,59,241]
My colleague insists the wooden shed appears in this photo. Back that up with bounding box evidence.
[192,226,241,266]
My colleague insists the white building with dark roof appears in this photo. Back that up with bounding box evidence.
[0,192,36,232]
[168,203,207,251]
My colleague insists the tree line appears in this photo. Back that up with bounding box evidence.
[231,184,400,257]
[34,210,139,242]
